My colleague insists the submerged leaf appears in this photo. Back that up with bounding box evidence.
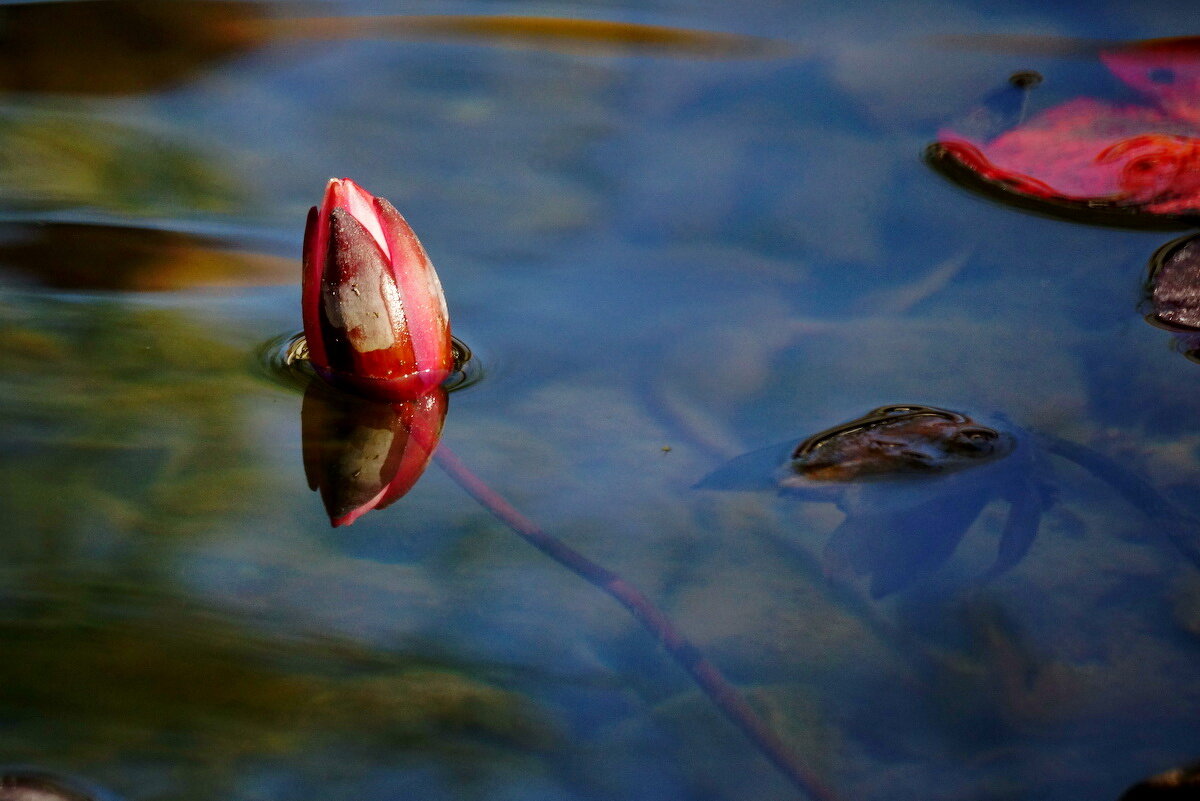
[699,406,1200,597]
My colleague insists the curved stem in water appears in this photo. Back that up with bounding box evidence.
[433,445,841,801]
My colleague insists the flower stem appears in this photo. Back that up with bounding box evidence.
[433,445,841,801]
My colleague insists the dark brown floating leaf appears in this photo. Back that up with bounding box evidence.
[1118,760,1200,800]
[784,404,1011,485]
[1146,233,1200,330]
[772,404,1029,597]
[0,222,294,291]
[1008,69,1043,89]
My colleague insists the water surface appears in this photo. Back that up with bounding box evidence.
[0,2,1198,800]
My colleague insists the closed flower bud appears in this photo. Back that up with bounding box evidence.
[302,178,452,400]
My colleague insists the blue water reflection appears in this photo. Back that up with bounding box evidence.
[0,2,1197,800]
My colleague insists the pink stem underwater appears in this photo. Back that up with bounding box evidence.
[433,445,841,801]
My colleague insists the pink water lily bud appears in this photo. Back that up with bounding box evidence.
[303,178,452,400]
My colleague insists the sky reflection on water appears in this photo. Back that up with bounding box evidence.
[0,2,1198,800]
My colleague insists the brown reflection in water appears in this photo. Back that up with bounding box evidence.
[270,14,793,59]
[0,222,294,291]
[301,381,447,527]
[0,594,545,777]
[0,1,791,95]
[0,1,266,94]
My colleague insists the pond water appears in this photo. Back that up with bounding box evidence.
[1,2,1198,800]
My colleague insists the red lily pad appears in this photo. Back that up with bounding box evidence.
[927,38,1200,227]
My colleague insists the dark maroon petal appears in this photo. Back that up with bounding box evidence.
[300,204,328,368]
[317,208,417,380]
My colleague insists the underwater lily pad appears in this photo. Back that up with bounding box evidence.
[699,405,1200,598]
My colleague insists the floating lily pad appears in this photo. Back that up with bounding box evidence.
[927,39,1200,227]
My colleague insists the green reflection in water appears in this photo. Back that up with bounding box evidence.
[0,298,265,546]
[0,590,550,792]
[0,295,554,796]
[0,105,239,214]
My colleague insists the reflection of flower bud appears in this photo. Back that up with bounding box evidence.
[0,768,105,801]
[302,178,452,401]
[301,381,447,527]
[1117,757,1200,800]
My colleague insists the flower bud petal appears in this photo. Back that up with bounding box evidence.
[301,178,453,400]
[376,197,453,387]
[320,207,417,374]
